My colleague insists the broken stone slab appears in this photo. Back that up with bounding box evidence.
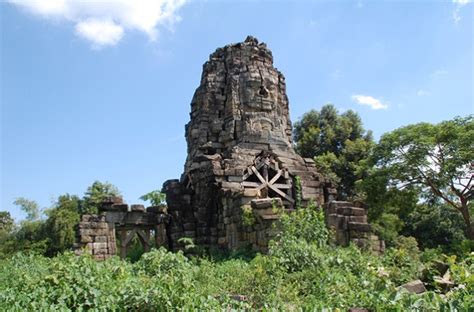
[399,280,427,294]
[326,214,345,229]
[434,270,456,292]
[433,260,450,276]
[101,196,124,205]
[130,204,145,212]
[251,198,283,209]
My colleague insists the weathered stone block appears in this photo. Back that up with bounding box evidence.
[92,242,108,250]
[251,198,282,209]
[110,204,129,212]
[228,176,243,182]
[399,280,426,294]
[93,248,108,255]
[131,204,145,212]
[94,236,108,243]
[349,215,367,223]
[348,222,371,232]
[183,231,196,238]
[80,235,93,243]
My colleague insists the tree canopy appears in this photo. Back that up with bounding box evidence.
[140,190,166,206]
[81,181,121,214]
[43,194,81,256]
[13,197,41,221]
[293,104,374,199]
[373,116,473,239]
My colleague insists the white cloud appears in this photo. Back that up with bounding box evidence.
[351,94,388,110]
[8,0,187,48]
[453,0,471,5]
[75,19,124,48]
[452,0,472,24]
[417,89,431,96]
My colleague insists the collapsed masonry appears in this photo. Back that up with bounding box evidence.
[75,36,383,259]
[74,197,169,260]
[163,36,383,253]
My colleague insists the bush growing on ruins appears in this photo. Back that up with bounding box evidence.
[139,190,166,206]
[81,181,121,214]
[272,201,328,246]
[241,206,256,226]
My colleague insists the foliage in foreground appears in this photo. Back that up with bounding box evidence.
[1,207,472,311]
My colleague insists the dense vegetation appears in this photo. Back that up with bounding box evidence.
[1,111,472,310]
[0,181,119,258]
[295,107,473,250]
[1,207,473,310]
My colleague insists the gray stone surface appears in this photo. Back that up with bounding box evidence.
[163,36,337,251]
[75,36,382,256]
[400,279,427,294]
[325,201,383,254]
[74,214,116,260]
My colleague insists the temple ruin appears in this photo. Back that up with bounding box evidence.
[162,36,383,253]
[75,36,383,259]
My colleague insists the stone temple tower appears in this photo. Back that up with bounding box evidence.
[163,36,337,251]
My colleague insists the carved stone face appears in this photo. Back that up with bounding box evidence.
[238,68,287,141]
[239,71,279,112]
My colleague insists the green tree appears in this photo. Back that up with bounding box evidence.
[293,104,374,199]
[13,197,41,221]
[43,194,81,256]
[81,181,121,214]
[140,190,166,206]
[0,211,14,234]
[403,202,466,250]
[373,116,474,239]
[0,212,14,256]
[356,166,420,245]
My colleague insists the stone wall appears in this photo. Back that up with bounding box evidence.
[74,197,169,259]
[325,201,384,254]
[74,214,116,260]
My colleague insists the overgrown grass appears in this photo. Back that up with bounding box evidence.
[1,207,472,310]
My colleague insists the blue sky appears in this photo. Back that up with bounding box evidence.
[1,0,473,221]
